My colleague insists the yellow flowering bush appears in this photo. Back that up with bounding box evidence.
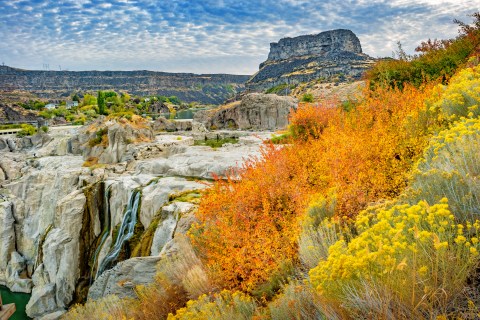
[309,199,480,318]
[409,117,480,221]
[428,64,480,122]
[167,290,257,320]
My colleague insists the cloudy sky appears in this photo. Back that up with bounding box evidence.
[0,0,477,74]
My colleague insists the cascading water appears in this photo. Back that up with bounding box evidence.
[91,184,112,280]
[96,189,141,277]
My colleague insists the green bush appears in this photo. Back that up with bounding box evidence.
[41,126,48,133]
[301,93,314,102]
[194,137,238,148]
[16,124,37,137]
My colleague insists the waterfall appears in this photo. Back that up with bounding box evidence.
[91,184,112,280]
[96,189,141,277]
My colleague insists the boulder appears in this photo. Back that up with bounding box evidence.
[193,93,297,131]
[5,251,33,293]
[79,117,155,164]
[153,117,193,132]
[26,283,57,318]
[88,256,161,300]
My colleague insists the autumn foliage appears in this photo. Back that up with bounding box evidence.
[190,80,438,293]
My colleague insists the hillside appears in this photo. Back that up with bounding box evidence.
[0,66,250,104]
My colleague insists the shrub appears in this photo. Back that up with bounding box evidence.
[190,143,316,292]
[298,193,346,270]
[407,117,480,222]
[267,282,331,320]
[193,137,238,148]
[190,82,435,294]
[269,132,291,144]
[64,295,134,320]
[428,64,480,123]
[16,124,37,137]
[88,128,108,147]
[40,125,48,133]
[288,102,339,140]
[310,199,480,319]
[167,290,257,320]
[301,93,314,102]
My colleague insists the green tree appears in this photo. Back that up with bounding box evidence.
[82,94,97,106]
[72,93,80,102]
[98,91,106,115]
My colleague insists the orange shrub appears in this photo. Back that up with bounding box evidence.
[190,144,318,293]
[289,101,340,140]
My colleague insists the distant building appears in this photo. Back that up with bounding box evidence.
[45,103,57,110]
[66,101,79,109]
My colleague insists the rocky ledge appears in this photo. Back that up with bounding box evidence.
[246,29,376,91]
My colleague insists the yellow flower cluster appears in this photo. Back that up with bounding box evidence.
[310,199,480,296]
[167,290,256,320]
[429,64,480,121]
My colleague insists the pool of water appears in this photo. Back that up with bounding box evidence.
[0,285,31,320]
[159,108,209,120]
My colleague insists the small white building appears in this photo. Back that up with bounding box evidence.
[66,101,79,109]
[45,103,57,110]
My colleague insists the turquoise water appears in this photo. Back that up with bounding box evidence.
[0,285,31,320]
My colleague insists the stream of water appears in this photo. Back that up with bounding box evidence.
[0,285,31,320]
[92,184,111,280]
[96,189,141,277]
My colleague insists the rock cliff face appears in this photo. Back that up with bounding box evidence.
[0,118,272,319]
[246,29,376,91]
[0,66,250,104]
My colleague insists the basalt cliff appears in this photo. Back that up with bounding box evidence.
[0,66,250,104]
[246,29,376,91]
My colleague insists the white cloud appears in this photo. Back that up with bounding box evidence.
[0,0,477,74]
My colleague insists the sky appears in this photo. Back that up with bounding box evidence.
[0,0,477,75]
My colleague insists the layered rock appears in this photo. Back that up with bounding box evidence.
[74,116,155,164]
[193,93,297,131]
[0,66,250,104]
[246,29,376,91]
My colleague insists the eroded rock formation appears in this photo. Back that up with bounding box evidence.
[246,29,376,91]
[193,93,297,131]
